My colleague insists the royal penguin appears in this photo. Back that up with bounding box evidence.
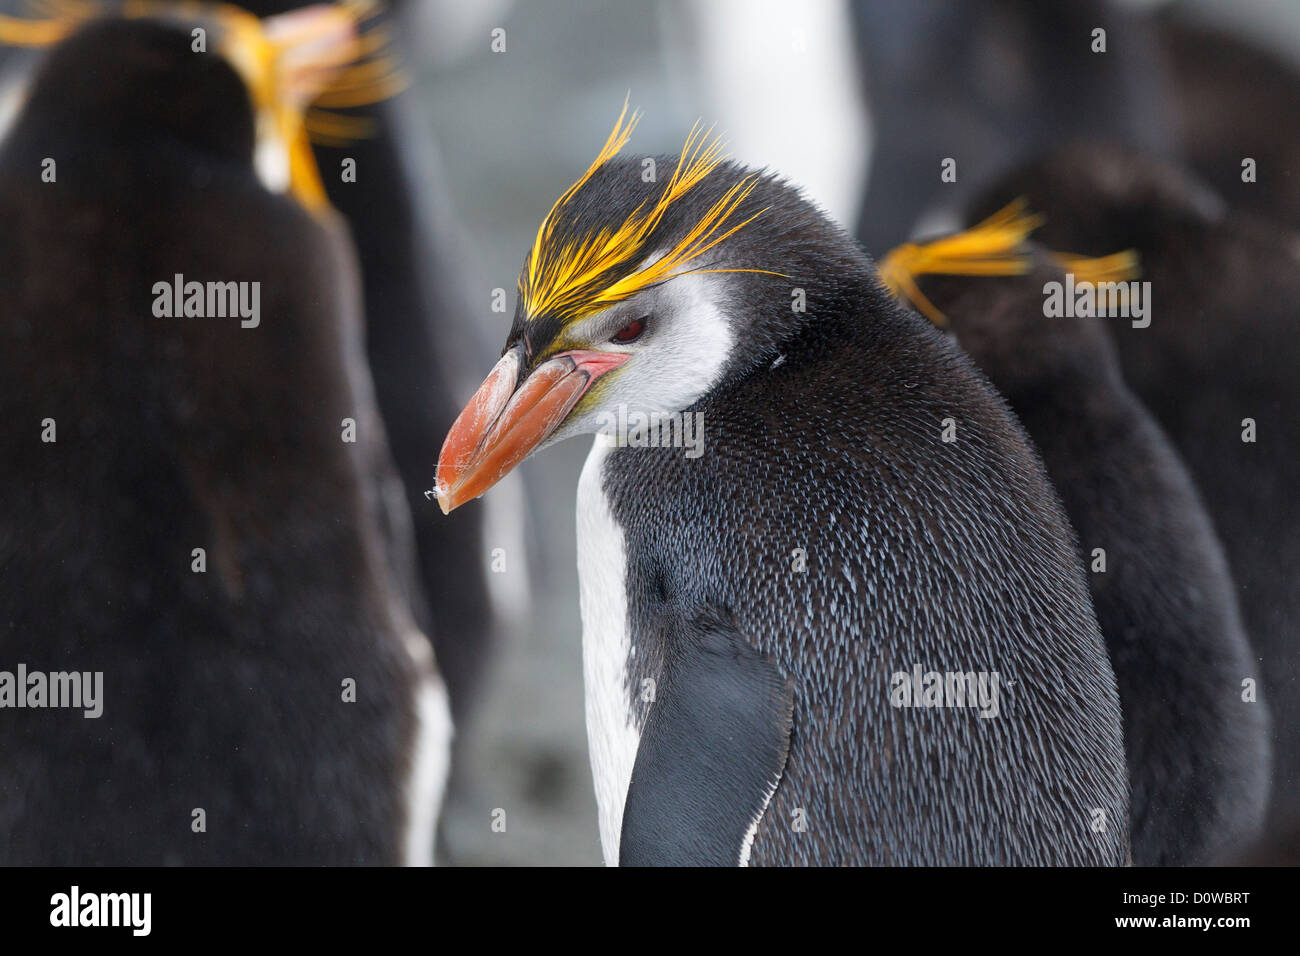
[971,144,1300,842]
[879,218,1270,864]
[206,0,499,727]
[433,109,1130,866]
[0,4,448,864]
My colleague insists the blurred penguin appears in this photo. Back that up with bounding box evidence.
[1159,7,1300,231]
[971,144,1300,844]
[668,0,867,228]
[848,0,1177,253]
[0,3,448,864]
[181,0,503,728]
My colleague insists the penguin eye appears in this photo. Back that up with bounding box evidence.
[610,316,648,343]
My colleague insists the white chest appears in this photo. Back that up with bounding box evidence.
[575,438,641,866]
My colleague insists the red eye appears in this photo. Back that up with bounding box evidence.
[611,316,648,343]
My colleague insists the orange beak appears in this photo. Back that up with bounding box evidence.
[434,346,630,514]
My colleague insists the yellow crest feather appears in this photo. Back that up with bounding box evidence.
[519,102,782,322]
[879,198,1140,326]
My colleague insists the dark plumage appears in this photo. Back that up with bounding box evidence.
[0,16,439,864]
[211,0,495,726]
[1160,13,1300,232]
[917,255,1270,864]
[971,144,1300,841]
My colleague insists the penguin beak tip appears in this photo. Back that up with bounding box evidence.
[435,347,629,511]
[425,481,453,515]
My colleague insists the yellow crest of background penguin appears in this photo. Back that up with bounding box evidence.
[897,241,1271,865]
[0,8,448,863]
[971,144,1300,845]
[435,110,1130,865]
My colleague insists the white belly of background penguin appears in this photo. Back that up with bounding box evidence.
[401,632,453,866]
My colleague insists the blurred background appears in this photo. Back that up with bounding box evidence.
[4,0,1299,866]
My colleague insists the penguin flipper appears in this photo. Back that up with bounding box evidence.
[619,607,793,866]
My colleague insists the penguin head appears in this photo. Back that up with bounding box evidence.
[875,197,1142,392]
[916,256,1122,393]
[435,106,870,513]
[971,143,1227,255]
[0,1,397,208]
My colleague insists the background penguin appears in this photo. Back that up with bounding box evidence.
[1158,7,1300,231]
[847,0,1175,253]
[895,242,1271,865]
[433,113,1130,865]
[970,144,1300,844]
[167,0,504,861]
[0,6,447,863]
[201,0,499,729]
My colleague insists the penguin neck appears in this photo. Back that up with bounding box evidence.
[713,264,892,389]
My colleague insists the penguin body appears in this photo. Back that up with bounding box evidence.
[915,255,1271,864]
[221,0,497,726]
[972,145,1300,837]
[435,117,1131,865]
[591,238,1128,865]
[0,13,447,864]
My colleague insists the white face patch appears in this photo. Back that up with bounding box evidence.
[543,270,736,447]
